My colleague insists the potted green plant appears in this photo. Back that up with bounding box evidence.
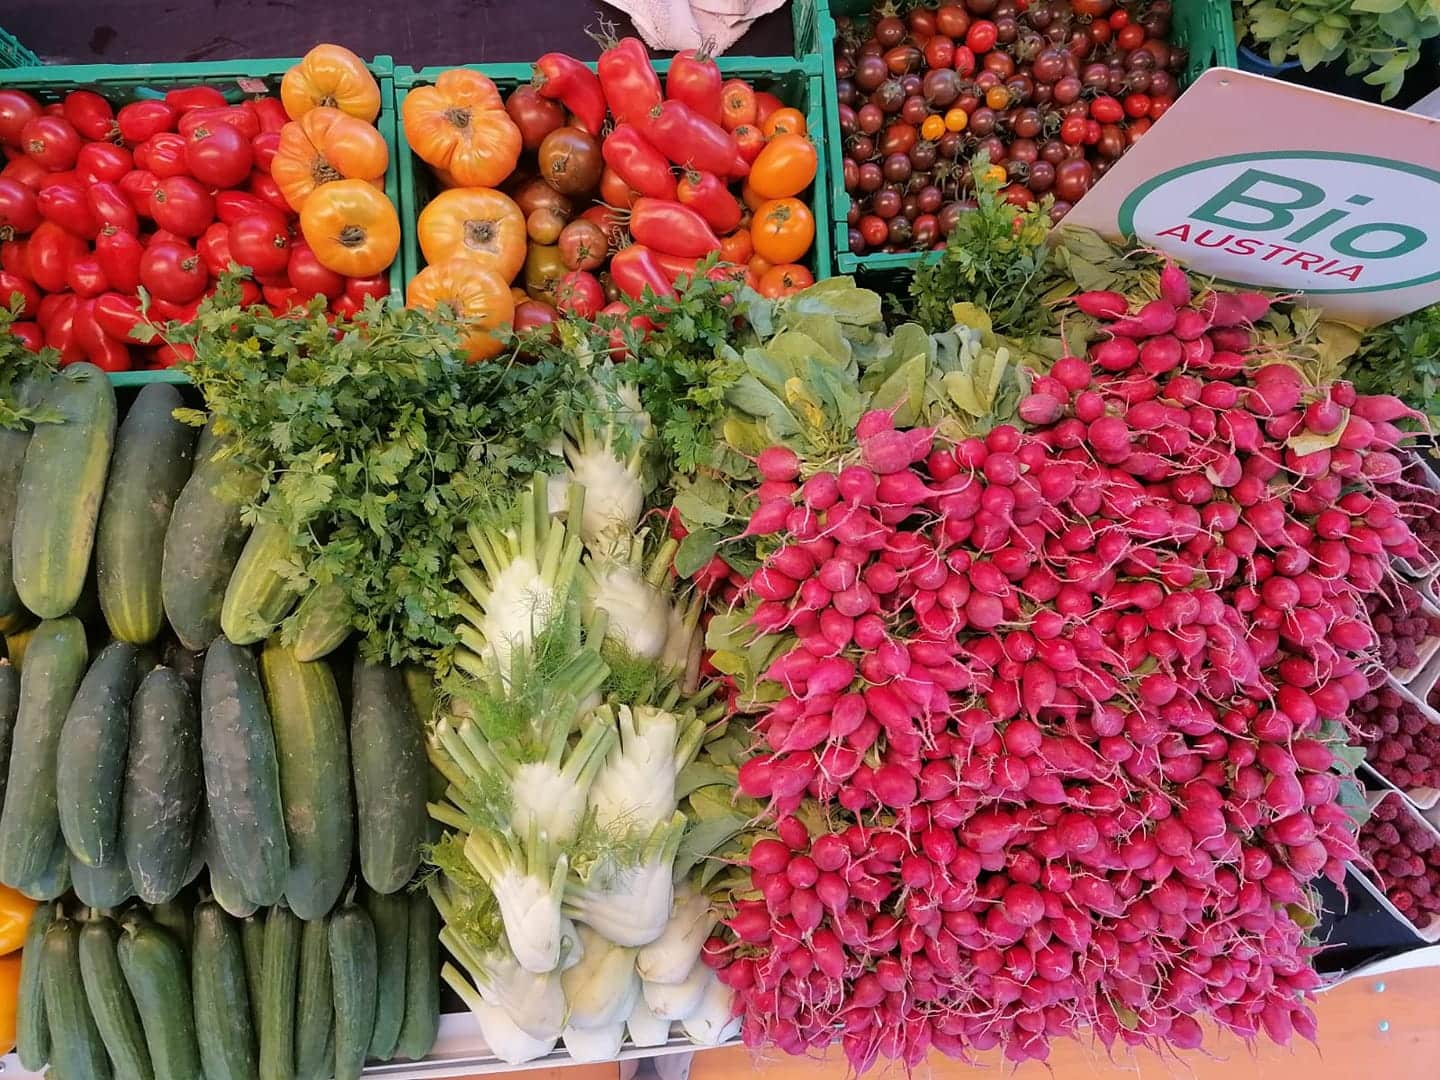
[1235,0,1440,103]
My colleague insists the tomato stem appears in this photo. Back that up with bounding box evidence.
[443,107,472,131]
[338,224,367,249]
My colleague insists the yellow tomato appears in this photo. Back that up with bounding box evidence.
[281,43,381,122]
[406,257,515,361]
[920,115,946,141]
[299,179,400,278]
[944,108,969,133]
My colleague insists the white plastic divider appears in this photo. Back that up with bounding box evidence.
[1350,790,1440,944]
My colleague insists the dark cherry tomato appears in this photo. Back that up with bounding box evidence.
[1150,96,1173,121]
[936,5,971,38]
[879,123,917,156]
[901,96,929,126]
[872,189,902,219]
[1054,159,1095,203]
[1029,160,1056,192]
[924,36,956,70]
[874,16,906,48]
[884,46,922,76]
[856,104,884,135]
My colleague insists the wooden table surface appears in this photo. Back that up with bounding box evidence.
[510,964,1439,1080]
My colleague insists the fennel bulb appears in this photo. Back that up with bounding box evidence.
[637,883,717,986]
[441,931,567,1040]
[561,924,640,1029]
[464,827,568,974]
[564,813,685,947]
[626,998,674,1048]
[475,998,558,1065]
[589,705,706,835]
[680,970,742,1046]
[562,1022,626,1063]
[643,959,710,1021]
[563,381,650,548]
[586,559,671,660]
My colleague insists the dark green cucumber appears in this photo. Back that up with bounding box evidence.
[152,901,192,952]
[123,666,202,903]
[200,638,288,908]
[160,442,263,651]
[401,665,435,726]
[13,363,117,619]
[204,811,259,919]
[96,382,197,645]
[222,522,301,646]
[0,616,88,890]
[259,904,301,1080]
[79,914,154,1080]
[294,916,334,1080]
[194,417,223,469]
[42,915,112,1080]
[394,891,441,1061]
[240,915,267,1041]
[70,848,134,910]
[364,888,408,1060]
[328,903,377,1080]
[0,659,17,823]
[16,901,56,1070]
[352,661,427,895]
[20,834,71,901]
[118,919,203,1080]
[260,640,353,920]
[56,641,142,867]
[0,384,38,622]
[192,900,259,1080]
[289,583,352,662]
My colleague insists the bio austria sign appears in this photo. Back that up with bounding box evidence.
[1064,71,1440,325]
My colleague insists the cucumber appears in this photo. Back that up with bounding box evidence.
[401,665,435,725]
[328,902,377,1080]
[96,382,197,645]
[240,915,267,1040]
[295,916,334,1080]
[259,904,301,1080]
[195,417,223,468]
[79,913,154,1080]
[152,901,192,952]
[204,811,259,919]
[56,641,142,867]
[0,385,37,621]
[13,363,117,619]
[222,521,301,646]
[123,666,202,903]
[352,661,427,895]
[394,891,441,1061]
[70,848,134,910]
[290,583,352,662]
[260,640,353,920]
[161,442,263,651]
[201,638,288,908]
[4,624,34,670]
[0,659,17,816]
[192,900,259,1080]
[0,617,88,890]
[364,889,408,1060]
[118,918,203,1080]
[42,915,112,1080]
[20,833,71,901]
[16,901,56,1070]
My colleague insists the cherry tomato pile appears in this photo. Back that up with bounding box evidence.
[0,44,397,373]
[834,0,1186,256]
[402,32,821,359]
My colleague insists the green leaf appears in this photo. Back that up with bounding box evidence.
[674,528,721,578]
[1352,0,1408,14]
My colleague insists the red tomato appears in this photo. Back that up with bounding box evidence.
[179,105,261,141]
[149,176,215,237]
[197,221,234,277]
[144,132,190,178]
[0,177,40,234]
[345,274,389,305]
[94,291,159,344]
[152,341,194,367]
[966,20,998,53]
[1128,116,1153,143]
[262,283,302,310]
[62,90,117,142]
[251,131,281,171]
[1060,115,1088,146]
[329,293,362,319]
[228,214,291,277]
[186,123,253,188]
[37,291,70,329]
[0,90,42,145]
[116,101,177,145]
[1117,24,1146,50]
[247,172,290,215]
[94,227,144,293]
[37,180,99,238]
[249,97,288,134]
[66,256,109,298]
[511,298,558,335]
[148,294,204,323]
[45,294,86,365]
[1085,119,1102,145]
[165,86,228,114]
[27,220,87,292]
[86,181,139,234]
[0,155,46,190]
[0,238,26,279]
[10,320,43,351]
[1109,9,1130,28]
[74,303,133,371]
[924,35,955,70]
[1089,20,1112,45]
[215,190,285,227]
[0,270,39,317]
[753,91,784,127]
[555,269,604,318]
[20,116,82,170]
[1123,93,1151,119]
[732,125,765,165]
[140,241,208,303]
[118,170,159,216]
[37,170,79,192]
[1149,97,1173,121]
[286,241,343,299]
[1090,95,1124,124]
[74,142,133,186]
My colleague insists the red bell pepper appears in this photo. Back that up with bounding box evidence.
[676,170,742,234]
[594,34,661,127]
[533,53,607,136]
[628,198,721,260]
[665,47,723,125]
[644,100,747,178]
[600,124,676,201]
[610,244,676,300]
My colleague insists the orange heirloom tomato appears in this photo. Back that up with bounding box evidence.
[406,256,515,361]
[758,262,814,298]
[417,187,526,281]
[403,70,521,188]
[271,107,388,211]
[748,133,817,200]
[1,953,18,1055]
[299,178,400,277]
[752,197,814,264]
[719,230,753,265]
[740,180,766,213]
[281,44,381,123]
[761,107,806,138]
[748,253,773,278]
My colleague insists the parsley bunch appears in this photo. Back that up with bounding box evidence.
[0,300,59,431]
[1346,303,1440,425]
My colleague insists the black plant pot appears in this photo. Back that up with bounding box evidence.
[1238,37,1440,109]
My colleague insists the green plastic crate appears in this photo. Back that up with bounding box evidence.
[394,56,830,295]
[0,24,39,68]
[819,0,1238,282]
[0,58,404,388]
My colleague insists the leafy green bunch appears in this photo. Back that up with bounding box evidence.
[1238,0,1440,100]
[0,300,59,431]
[1345,301,1440,423]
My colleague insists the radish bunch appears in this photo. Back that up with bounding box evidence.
[698,264,1425,1069]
